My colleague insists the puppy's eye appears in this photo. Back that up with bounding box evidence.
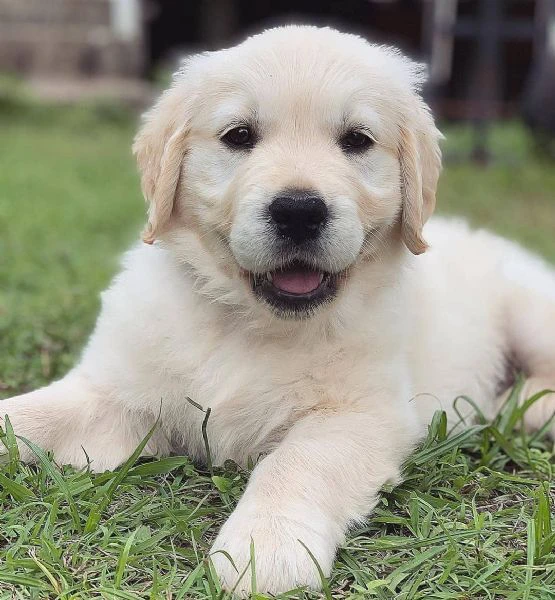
[222,126,255,149]
[340,130,374,153]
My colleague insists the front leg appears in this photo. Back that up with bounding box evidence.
[0,372,168,471]
[211,407,419,596]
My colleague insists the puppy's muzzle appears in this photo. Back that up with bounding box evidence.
[268,190,328,245]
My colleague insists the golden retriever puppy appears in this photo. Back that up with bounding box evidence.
[2,25,555,596]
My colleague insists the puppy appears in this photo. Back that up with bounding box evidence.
[2,26,555,597]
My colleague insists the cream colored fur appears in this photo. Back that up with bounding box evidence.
[2,26,555,597]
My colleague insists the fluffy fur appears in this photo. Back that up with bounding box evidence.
[2,26,555,597]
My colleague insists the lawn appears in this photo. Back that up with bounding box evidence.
[0,100,554,599]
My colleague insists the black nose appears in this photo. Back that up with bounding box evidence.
[268,192,328,244]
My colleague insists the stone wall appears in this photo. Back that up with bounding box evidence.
[0,0,144,77]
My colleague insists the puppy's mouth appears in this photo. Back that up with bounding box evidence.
[250,260,338,317]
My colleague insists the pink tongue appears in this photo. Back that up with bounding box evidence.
[272,269,322,294]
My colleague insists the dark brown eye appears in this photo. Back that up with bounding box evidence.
[340,130,374,153]
[222,126,255,149]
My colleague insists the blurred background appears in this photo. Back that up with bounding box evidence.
[2,0,555,156]
[1,0,555,395]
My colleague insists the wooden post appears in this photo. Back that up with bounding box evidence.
[471,0,503,164]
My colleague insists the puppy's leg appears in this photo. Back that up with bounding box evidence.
[501,251,555,436]
[0,373,162,471]
[211,409,416,597]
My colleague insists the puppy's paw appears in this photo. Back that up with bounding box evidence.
[210,507,335,597]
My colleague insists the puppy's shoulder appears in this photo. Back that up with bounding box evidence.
[101,242,195,315]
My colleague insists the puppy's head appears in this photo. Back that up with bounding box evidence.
[134,26,442,319]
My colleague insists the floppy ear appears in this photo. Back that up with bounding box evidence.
[133,85,190,244]
[398,101,442,255]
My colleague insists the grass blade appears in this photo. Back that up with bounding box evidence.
[114,528,139,588]
[298,539,332,600]
[16,434,81,530]
[84,419,158,533]
[0,472,35,501]
[0,415,20,475]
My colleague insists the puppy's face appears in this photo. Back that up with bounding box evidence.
[134,27,442,319]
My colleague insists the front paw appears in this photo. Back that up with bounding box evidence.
[210,508,335,597]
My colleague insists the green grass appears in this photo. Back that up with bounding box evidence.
[0,102,554,599]
[438,123,555,260]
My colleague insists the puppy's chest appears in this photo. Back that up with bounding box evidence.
[190,342,369,463]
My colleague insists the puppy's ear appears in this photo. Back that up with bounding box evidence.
[398,101,442,255]
[133,84,191,244]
